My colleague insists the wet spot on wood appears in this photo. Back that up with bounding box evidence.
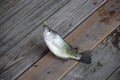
[111,5,114,8]
[116,0,119,3]
[69,23,72,27]
[100,17,110,24]
[109,10,117,17]
[92,69,96,73]
[97,62,103,67]
[98,7,107,16]
[47,71,50,74]
[99,10,117,24]
[98,7,111,24]
[86,34,89,37]
[116,18,120,21]
[34,65,38,67]
[111,26,120,49]
[93,2,97,5]
[98,1,120,24]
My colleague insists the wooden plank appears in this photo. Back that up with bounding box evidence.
[0,0,70,80]
[0,0,70,55]
[62,26,120,80]
[0,0,17,16]
[0,0,32,23]
[0,0,50,39]
[18,0,120,80]
[0,0,49,26]
[0,0,106,57]
[0,0,106,80]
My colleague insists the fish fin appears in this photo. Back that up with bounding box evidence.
[78,50,92,64]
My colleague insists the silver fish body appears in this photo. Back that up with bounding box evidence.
[43,22,92,64]
[43,25,80,60]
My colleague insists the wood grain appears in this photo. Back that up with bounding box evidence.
[0,0,70,55]
[0,0,106,55]
[0,0,70,80]
[0,0,18,16]
[106,66,120,80]
[18,0,120,80]
[62,26,120,80]
[0,0,32,23]
[0,0,106,80]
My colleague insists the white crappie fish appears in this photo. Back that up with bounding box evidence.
[43,21,92,64]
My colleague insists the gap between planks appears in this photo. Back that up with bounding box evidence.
[106,66,120,80]
[18,0,120,80]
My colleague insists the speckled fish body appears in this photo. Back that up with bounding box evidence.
[43,25,80,60]
[43,22,92,64]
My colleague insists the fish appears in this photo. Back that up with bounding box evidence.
[43,21,92,64]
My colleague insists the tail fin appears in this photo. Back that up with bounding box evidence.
[79,50,92,64]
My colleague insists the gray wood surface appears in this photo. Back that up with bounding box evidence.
[0,0,18,16]
[0,0,107,55]
[106,66,120,80]
[62,0,120,79]
[0,0,70,79]
[0,0,32,24]
[0,0,106,80]
[18,0,120,79]
[0,0,69,55]
[62,26,120,80]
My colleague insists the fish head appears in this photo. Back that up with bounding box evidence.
[43,22,56,41]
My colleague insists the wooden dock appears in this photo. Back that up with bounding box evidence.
[0,0,120,80]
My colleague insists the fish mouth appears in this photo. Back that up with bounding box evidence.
[43,21,47,27]
[43,21,51,32]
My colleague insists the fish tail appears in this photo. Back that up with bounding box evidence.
[78,50,92,64]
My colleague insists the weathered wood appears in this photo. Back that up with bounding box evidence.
[0,0,106,55]
[0,0,49,25]
[0,0,106,80]
[62,26,120,80]
[0,0,70,79]
[0,0,70,55]
[107,66,120,80]
[18,0,120,80]
[0,0,17,16]
[62,0,120,80]
[0,0,32,23]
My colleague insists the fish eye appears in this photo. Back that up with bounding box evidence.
[48,29,51,32]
